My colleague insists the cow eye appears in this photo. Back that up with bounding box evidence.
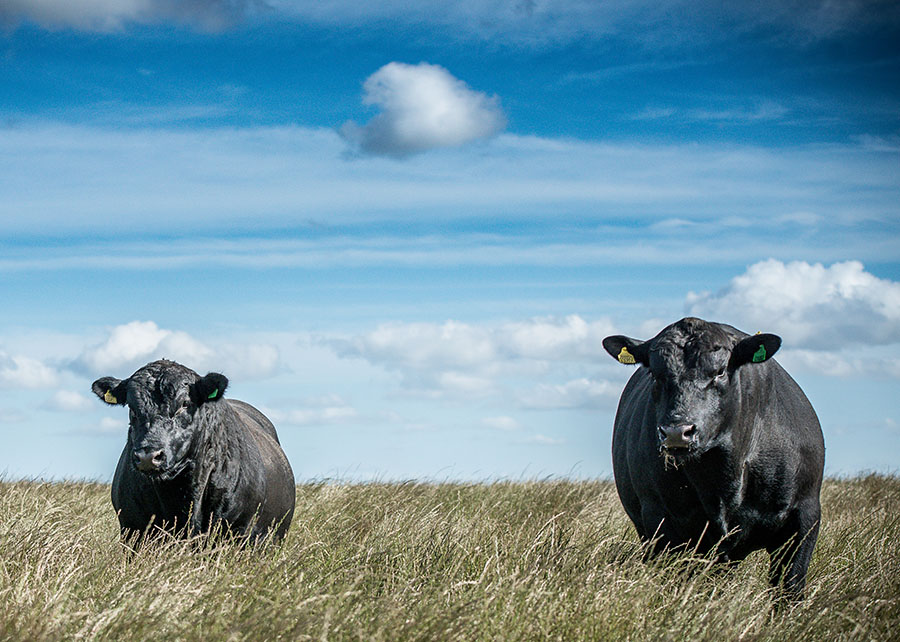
[715,367,727,380]
[175,399,189,415]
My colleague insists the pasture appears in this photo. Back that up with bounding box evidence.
[1,475,897,640]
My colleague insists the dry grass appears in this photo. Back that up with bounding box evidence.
[1,475,898,640]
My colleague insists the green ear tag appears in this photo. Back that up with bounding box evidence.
[752,345,767,363]
[207,388,219,400]
[103,390,118,404]
[617,347,636,364]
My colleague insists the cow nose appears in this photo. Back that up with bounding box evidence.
[133,448,166,472]
[658,424,697,449]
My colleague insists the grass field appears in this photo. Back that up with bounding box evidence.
[1,475,898,640]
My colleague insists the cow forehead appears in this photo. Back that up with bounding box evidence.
[128,360,198,402]
[650,322,733,371]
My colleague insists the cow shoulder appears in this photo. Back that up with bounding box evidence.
[227,399,280,444]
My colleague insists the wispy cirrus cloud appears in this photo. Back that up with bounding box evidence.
[272,0,900,46]
[0,0,264,32]
[5,0,897,47]
[2,123,897,240]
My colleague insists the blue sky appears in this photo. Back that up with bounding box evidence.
[1,0,898,481]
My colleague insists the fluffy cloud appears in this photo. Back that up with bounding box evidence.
[337,315,614,371]
[333,315,617,398]
[0,351,59,389]
[0,0,260,32]
[520,378,620,410]
[340,62,506,158]
[500,315,616,361]
[75,321,211,373]
[265,395,358,427]
[74,320,280,379]
[686,260,900,350]
[337,320,495,372]
[776,349,900,379]
[44,390,94,412]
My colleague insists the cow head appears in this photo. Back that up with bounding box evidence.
[92,360,228,480]
[603,317,781,462]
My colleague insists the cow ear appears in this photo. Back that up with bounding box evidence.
[602,335,649,366]
[92,377,127,406]
[730,333,781,369]
[191,372,228,405]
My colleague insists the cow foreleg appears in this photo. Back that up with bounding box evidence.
[767,518,820,601]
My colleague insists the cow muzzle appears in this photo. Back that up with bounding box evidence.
[657,424,697,450]
[132,447,166,473]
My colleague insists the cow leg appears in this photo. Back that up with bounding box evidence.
[767,515,820,600]
[639,504,683,558]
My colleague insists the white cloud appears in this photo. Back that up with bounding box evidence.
[44,390,93,412]
[500,315,615,361]
[0,407,28,423]
[333,315,617,399]
[521,377,619,410]
[337,320,496,371]
[271,1,899,46]
[74,321,280,379]
[75,321,211,373]
[4,0,896,43]
[0,0,260,32]
[686,260,900,350]
[687,100,789,123]
[777,349,900,380]
[338,315,613,372]
[3,124,898,259]
[524,433,564,445]
[217,343,281,380]
[0,352,59,389]
[96,417,124,434]
[482,416,520,431]
[265,395,359,427]
[340,62,506,158]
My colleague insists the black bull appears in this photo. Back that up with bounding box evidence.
[603,317,825,596]
[93,360,295,544]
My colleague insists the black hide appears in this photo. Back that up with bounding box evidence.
[92,360,295,544]
[602,318,825,597]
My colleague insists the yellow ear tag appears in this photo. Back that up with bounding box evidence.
[617,347,636,364]
[103,390,118,404]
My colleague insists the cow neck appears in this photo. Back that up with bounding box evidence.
[188,401,250,526]
[681,366,770,528]
[140,455,193,529]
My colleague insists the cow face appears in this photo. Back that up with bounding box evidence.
[92,360,228,480]
[603,318,780,462]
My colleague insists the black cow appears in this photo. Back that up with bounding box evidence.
[602,317,824,597]
[92,359,295,544]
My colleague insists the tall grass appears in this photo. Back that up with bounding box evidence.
[1,475,897,640]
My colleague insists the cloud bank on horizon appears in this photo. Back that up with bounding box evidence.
[5,259,899,406]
